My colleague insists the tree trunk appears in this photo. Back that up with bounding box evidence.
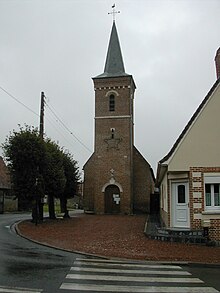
[38,201,44,221]
[31,205,38,224]
[31,198,39,225]
[60,197,70,218]
[48,194,56,219]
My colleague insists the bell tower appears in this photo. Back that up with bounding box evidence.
[94,20,136,214]
[83,17,154,214]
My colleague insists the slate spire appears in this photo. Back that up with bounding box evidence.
[95,22,129,78]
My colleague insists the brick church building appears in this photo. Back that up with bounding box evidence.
[83,20,155,214]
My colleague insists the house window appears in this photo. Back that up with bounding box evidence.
[205,183,220,210]
[109,94,115,111]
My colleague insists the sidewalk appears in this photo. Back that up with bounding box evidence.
[17,211,220,264]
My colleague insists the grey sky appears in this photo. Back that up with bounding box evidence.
[0,0,219,176]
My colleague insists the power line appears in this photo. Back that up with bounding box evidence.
[45,100,92,153]
[0,85,39,117]
[45,112,82,152]
[0,85,92,154]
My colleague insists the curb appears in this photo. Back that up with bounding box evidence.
[14,220,220,267]
[14,221,108,260]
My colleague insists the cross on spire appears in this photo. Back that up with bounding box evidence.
[108,4,120,22]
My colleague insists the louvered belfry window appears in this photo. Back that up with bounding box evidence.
[109,94,115,111]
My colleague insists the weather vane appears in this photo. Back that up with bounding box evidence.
[108,4,120,22]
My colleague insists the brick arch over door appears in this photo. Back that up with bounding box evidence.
[104,184,120,214]
[102,181,123,193]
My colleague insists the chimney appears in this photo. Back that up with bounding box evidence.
[215,47,220,79]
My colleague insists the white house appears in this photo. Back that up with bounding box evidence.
[156,48,220,242]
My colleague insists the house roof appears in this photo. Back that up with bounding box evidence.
[0,157,11,189]
[94,21,130,79]
[159,78,220,165]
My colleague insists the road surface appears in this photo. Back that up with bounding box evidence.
[0,213,219,293]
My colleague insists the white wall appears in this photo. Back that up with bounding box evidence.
[168,84,220,171]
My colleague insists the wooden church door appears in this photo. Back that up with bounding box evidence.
[105,185,120,214]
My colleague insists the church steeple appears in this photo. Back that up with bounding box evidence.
[83,12,154,216]
[95,22,129,78]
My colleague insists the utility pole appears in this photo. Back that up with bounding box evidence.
[39,91,45,139]
[37,91,45,223]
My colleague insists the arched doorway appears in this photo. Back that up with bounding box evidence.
[105,185,120,214]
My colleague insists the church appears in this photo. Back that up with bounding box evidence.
[83,19,155,215]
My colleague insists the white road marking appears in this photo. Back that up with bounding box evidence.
[70,266,191,275]
[66,273,203,283]
[74,260,183,270]
[0,286,43,293]
[60,283,219,292]
[60,258,220,293]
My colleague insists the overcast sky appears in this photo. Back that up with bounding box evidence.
[0,0,219,177]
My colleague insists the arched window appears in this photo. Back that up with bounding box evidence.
[109,94,115,111]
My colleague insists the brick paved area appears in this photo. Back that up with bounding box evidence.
[17,213,220,263]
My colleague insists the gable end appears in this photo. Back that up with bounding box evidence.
[160,78,220,164]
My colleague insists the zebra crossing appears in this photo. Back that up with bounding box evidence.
[60,258,219,292]
[0,286,42,293]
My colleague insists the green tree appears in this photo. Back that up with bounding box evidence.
[2,125,45,219]
[2,125,80,221]
[43,139,66,219]
[60,150,80,217]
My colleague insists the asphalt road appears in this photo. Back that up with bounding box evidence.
[0,213,80,293]
[0,213,219,293]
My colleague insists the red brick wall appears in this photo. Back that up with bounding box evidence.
[94,151,133,214]
[83,74,154,215]
[83,154,95,212]
[83,76,135,214]
[94,77,134,119]
[133,147,154,213]
[190,167,220,241]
